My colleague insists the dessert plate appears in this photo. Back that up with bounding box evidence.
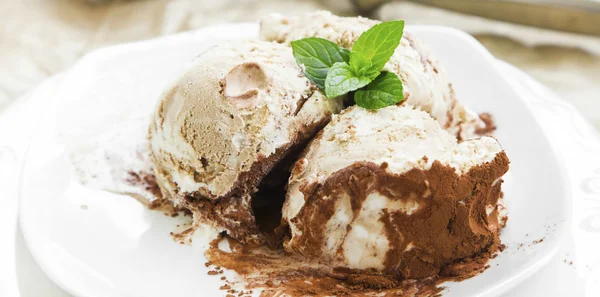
[19,24,569,297]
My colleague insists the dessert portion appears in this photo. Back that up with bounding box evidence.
[283,105,509,278]
[140,12,511,296]
[260,11,490,140]
[149,40,343,242]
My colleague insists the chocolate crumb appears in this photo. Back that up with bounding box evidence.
[220,285,231,290]
[475,113,496,135]
[533,238,545,244]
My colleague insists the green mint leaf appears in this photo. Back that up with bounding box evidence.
[324,62,372,98]
[351,20,405,72]
[349,53,380,80]
[291,37,351,90]
[339,47,351,62]
[354,71,405,110]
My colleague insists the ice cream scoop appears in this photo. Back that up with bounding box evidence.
[283,105,509,278]
[260,11,491,140]
[148,40,343,242]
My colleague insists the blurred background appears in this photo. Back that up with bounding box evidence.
[1,0,599,130]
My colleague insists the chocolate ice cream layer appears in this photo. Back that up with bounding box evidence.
[283,106,509,278]
[260,11,492,140]
[148,40,343,242]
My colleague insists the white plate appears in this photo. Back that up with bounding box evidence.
[19,24,570,297]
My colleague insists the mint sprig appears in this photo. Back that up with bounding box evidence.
[348,53,380,80]
[291,20,406,110]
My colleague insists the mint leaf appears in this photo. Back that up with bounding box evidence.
[339,48,351,62]
[354,71,405,110]
[348,53,380,80]
[291,37,351,90]
[324,62,372,99]
[351,21,405,72]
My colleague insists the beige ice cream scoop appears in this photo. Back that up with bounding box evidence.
[260,11,491,140]
[283,105,509,278]
[148,40,343,242]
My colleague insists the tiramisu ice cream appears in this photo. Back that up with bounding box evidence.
[260,11,491,140]
[148,40,343,242]
[283,105,509,278]
[139,11,512,296]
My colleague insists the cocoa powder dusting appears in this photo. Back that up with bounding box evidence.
[287,153,509,280]
[205,234,449,297]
